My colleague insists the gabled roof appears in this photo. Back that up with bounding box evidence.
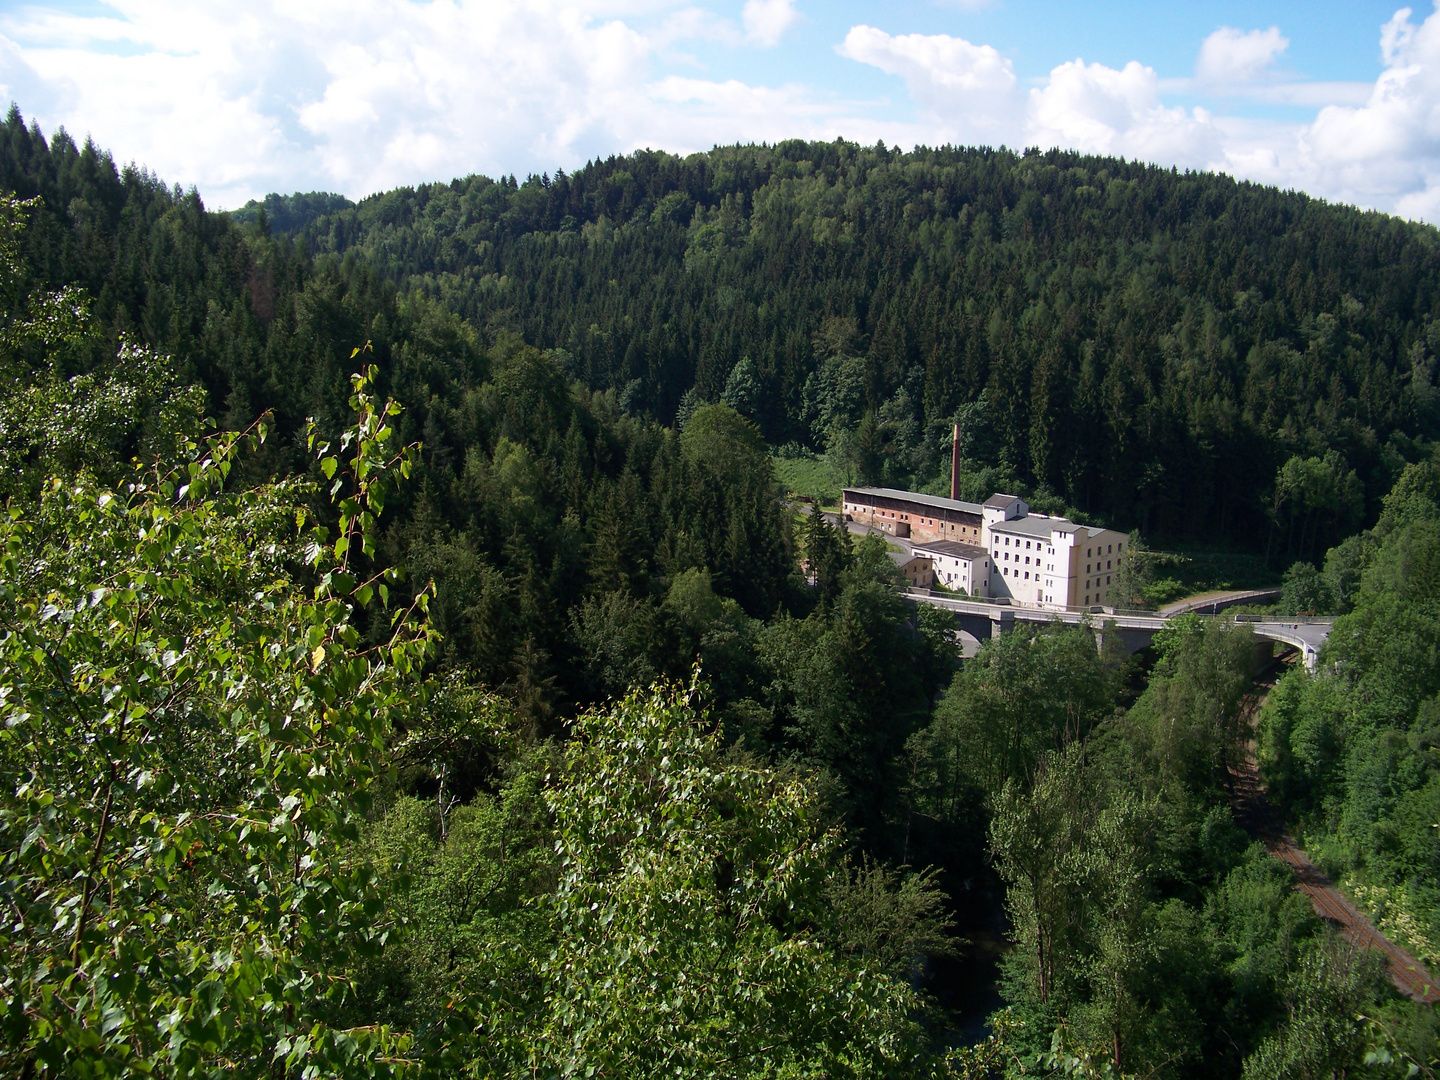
[886,550,926,567]
[843,487,984,516]
[984,493,1023,509]
[913,540,989,561]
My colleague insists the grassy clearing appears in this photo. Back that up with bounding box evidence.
[1146,549,1282,607]
[773,454,848,507]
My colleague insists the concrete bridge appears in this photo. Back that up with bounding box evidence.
[901,589,1333,671]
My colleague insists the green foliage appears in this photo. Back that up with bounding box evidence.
[273,141,1440,550]
[772,449,846,505]
[721,355,762,417]
[1280,561,1334,616]
[924,623,1119,799]
[0,194,205,501]
[1258,456,1440,971]
[6,112,1439,554]
[990,744,1153,1015]
[9,106,1440,1077]
[0,369,432,1077]
[229,190,355,234]
[1267,451,1366,568]
[803,510,853,607]
[824,857,957,983]
[1108,533,1155,610]
[1123,616,1258,798]
[1240,941,1390,1079]
[351,750,555,1038]
[495,681,937,1077]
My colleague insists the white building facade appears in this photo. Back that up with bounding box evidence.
[981,494,1130,609]
[911,540,990,596]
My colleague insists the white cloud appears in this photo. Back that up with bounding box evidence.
[741,0,798,48]
[838,29,1217,165]
[1,0,843,206]
[1295,5,1440,218]
[836,25,1020,142]
[1028,58,1220,167]
[4,1,1440,223]
[0,31,70,119]
[1195,26,1288,87]
[836,14,1440,221]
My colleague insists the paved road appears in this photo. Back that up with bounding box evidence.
[798,509,1332,667]
[902,589,1332,670]
[1160,588,1283,616]
[1232,667,1440,1004]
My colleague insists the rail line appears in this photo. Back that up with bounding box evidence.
[1267,837,1440,1003]
[1233,665,1440,1004]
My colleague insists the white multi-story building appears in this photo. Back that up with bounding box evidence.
[842,486,1131,610]
[981,494,1129,609]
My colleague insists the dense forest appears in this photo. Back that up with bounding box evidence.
[2,105,1440,1077]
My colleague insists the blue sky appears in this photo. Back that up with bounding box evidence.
[0,1,1436,220]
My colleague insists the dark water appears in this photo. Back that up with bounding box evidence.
[925,865,1011,1042]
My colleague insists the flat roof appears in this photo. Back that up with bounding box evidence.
[843,486,983,516]
[913,540,989,561]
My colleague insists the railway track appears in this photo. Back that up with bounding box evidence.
[1268,836,1440,1003]
[1232,663,1440,1004]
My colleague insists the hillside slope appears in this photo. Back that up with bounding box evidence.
[3,109,1439,555]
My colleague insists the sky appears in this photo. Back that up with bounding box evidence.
[0,1,1438,220]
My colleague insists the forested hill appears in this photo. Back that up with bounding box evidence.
[288,139,1440,552]
[4,106,1440,557]
[11,108,1440,1079]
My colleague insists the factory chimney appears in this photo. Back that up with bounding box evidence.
[950,422,961,501]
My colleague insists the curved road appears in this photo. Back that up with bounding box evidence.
[805,507,1333,668]
[900,588,1333,671]
[1160,588,1283,616]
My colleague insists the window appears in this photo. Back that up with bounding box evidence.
[1087,548,1092,557]
[1084,595,1089,604]
[1024,572,1029,580]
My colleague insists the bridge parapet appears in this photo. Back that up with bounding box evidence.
[900,589,1332,671]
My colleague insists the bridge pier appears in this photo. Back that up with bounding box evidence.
[1096,622,1159,658]
[904,590,1332,673]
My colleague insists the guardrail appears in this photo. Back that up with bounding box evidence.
[1233,614,1335,626]
[899,588,1334,627]
[900,588,1176,620]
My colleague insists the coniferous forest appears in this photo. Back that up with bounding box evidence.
[4,103,1440,1077]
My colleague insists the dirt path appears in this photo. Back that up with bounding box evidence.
[1231,665,1440,1004]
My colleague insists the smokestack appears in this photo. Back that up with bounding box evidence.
[950,422,961,501]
